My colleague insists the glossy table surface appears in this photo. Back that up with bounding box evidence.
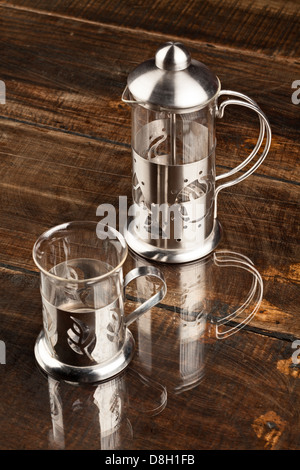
[0,0,299,450]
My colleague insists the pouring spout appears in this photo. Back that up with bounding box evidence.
[122,85,139,106]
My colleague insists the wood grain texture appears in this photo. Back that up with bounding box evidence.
[1,0,299,58]
[0,5,298,179]
[1,265,300,450]
[0,115,298,339]
[0,0,299,450]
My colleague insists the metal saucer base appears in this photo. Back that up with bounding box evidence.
[34,329,135,384]
[125,218,222,264]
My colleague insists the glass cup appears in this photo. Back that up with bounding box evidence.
[33,221,166,383]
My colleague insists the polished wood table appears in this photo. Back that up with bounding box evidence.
[0,0,299,450]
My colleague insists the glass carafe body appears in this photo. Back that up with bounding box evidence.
[130,101,218,252]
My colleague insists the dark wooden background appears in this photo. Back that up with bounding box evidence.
[0,0,299,450]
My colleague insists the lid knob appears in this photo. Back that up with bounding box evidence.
[126,41,220,111]
[155,42,191,71]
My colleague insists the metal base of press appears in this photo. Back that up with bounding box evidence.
[125,218,222,264]
[34,329,135,384]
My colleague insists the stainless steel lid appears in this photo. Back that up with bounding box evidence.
[127,42,220,112]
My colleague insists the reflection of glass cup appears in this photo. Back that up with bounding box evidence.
[33,221,166,383]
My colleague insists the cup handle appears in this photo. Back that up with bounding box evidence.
[211,250,263,339]
[214,90,272,218]
[124,266,167,327]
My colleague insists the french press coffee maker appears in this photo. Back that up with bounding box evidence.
[122,42,271,263]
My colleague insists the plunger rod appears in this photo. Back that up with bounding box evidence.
[170,113,176,165]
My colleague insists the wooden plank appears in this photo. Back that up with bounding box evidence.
[0,1,299,452]
[0,99,298,339]
[0,265,300,449]
[0,7,298,185]
[1,116,299,188]
[1,0,299,58]
[0,7,297,342]
[0,120,298,253]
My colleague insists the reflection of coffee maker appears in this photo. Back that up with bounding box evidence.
[47,368,167,450]
[130,250,263,393]
[122,42,271,263]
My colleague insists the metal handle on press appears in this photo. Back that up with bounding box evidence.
[214,90,272,218]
